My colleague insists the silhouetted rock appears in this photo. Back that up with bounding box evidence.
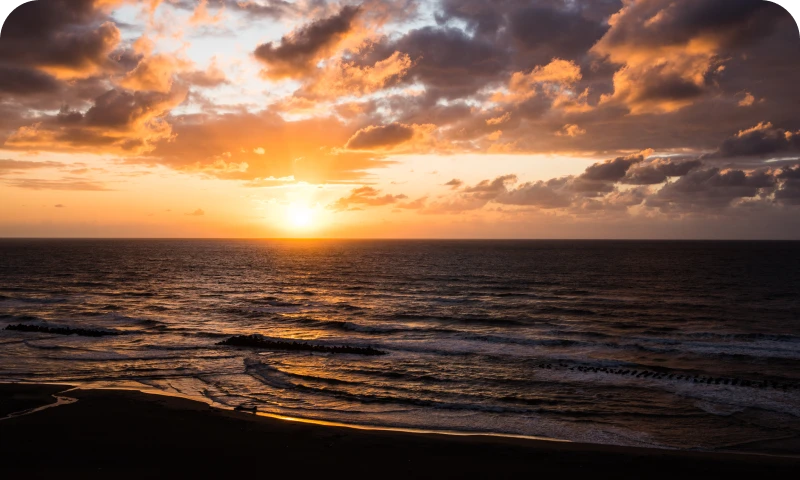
[5,324,119,337]
[217,335,387,356]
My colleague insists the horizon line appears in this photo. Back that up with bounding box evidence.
[1,237,799,242]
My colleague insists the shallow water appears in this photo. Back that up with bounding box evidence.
[1,239,798,452]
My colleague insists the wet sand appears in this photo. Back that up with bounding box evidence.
[0,383,797,478]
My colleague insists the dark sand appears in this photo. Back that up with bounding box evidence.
[1,384,797,478]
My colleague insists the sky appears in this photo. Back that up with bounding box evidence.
[0,0,799,239]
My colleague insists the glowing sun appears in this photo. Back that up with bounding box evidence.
[286,204,315,228]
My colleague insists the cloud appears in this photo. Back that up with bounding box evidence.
[329,186,407,211]
[580,153,647,182]
[54,204,65,208]
[646,166,777,212]
[5,178,112,191]
[704,122,800,159]
[298,51,413,99]
[739,92,756,107]
[592,0,782,114]
[424,175,518,214]
[243,176,297,188]
[179,58,229,88]
[486,112,511,126]
[420,151,800,217]
[119,54,189,94]
[254,5,361,80]
[189,0,225,25]
[0,0,123,79]
[386,26,509,99]
[198,0,294,19]
[621,158,702,185]
[186,209,205,216]
[0,159,63,175]
[0,65,62,96]
[444,179,463,189]
[345,123,415,150]
[496,180,573,209]
[140,110,385,183]
[396,196,427,210]
[556,124,586,137]
[5,86,188,155]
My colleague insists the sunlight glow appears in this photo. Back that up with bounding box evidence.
[286,204,315,229]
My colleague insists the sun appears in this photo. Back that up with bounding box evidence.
[286,204,315,229]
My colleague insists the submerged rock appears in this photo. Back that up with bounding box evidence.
[5,323,120,337]
[217,335,387,356]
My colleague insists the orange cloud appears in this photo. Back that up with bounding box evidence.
[5,86,188,155]
[496,59,583,105]
[556,124,587,137]
[592,0,777,114]
[119,54,189,93]
[300,51,413,99]
[329,186,408,211]
[190,0,225,25]
[143,111,387,184]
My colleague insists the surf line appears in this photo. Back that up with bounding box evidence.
[0,387,79,422]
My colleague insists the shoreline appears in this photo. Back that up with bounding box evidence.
[1,383,799,477]
[2,381,799,460]
[1,380,571,443]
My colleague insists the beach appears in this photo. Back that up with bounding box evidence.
[1,383,797,478]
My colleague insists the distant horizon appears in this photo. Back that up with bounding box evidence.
[2,237,799,241]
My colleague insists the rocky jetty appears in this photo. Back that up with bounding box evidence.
[5,324,120,337]
[531,362,797,392]
[217,335,387,356]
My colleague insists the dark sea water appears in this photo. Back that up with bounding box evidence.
[1,240,799,453]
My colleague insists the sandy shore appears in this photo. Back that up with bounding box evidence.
[1,383,798,478]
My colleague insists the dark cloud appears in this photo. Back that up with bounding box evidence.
[437,0,618,66]
[463,175,517,197]
[646,167,777,212]
[622,158,702,185]
[508,4,610,64]
[779,165,800,180]
[387,26,509,99]
[0,0,122,77]
[704,122,800,159]
[580,153,645,182]
[254,5,361,79]
[329,186,407,211]
[346,123,415,150]
[775,179,800,205]
[424,148,800,216]
[0,65,61,96]
[598,0,777,52]
[496,180,573,209]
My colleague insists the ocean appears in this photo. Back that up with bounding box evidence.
[1,239,798,453]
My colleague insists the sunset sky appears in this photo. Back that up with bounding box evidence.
[0,0,799,238]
